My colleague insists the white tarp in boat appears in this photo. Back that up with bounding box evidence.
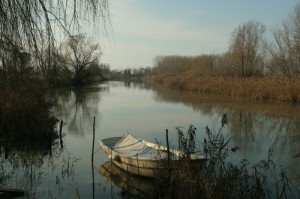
[112,134,162,160]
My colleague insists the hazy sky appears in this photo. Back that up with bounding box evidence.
[97,0,299,70]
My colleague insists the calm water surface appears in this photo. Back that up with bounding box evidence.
[2,81,300,198]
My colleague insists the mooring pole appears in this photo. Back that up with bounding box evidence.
[166,129,170,166]
[92,116,95,164]
[166,129,171,179]
[91,117,96,199]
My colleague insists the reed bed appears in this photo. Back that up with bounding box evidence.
[145,75,300,103]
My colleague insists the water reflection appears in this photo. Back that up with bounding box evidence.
[0,83,110,199]
[2,81,300,199]
[52,85,109,136]
[151,83,300,119]
[123,80,152,91]
[99,161,155,199]
[148,83,300,176]
[0,146,80,198]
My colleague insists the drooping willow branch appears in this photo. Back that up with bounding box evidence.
[0,0,109,78]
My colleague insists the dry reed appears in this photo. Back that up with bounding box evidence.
[145,75,300,103]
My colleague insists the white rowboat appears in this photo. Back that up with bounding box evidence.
[98,133,207,178]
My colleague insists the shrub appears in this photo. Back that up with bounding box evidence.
[0,80,58,153]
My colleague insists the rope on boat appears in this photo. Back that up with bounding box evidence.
[112,140,142,149]
[93,147,101,154]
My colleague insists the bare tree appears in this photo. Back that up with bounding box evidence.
[64,35,101,76]
[268,3,300,77]
[228,21,266,77]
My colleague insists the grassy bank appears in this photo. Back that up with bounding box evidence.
[145,75,300,103]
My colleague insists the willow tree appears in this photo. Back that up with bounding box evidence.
[0,0,109,83]
[0,1,109,153]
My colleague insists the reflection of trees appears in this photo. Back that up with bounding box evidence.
[53,85,107,136]
[268,118,300,151]
[148,83,300,174]
[229,111,257,143]
[123,80,151,90]
[228,111,300,151]
[147,82,300,118]
[149,83,300,144]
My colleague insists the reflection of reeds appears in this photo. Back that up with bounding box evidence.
[156,115,300,199]
[148,80,300,119]
[145,76,300,103]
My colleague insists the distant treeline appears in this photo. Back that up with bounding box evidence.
[145,3,300,103]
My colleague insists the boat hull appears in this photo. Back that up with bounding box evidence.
[99,161,155,198]
[99,135,207,178]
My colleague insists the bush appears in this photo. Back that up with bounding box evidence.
[0,80,58,153]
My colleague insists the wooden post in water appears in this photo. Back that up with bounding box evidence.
[166,129,170,167]
[166,129,171,179]
[91,117,96,199]
[59,120,63,149]
[92,116,96,164]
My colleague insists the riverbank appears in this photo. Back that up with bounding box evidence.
[145,75,300,103]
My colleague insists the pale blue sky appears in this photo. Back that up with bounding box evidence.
[97,0,299,70]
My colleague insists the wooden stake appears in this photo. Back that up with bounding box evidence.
[91,117,96,199]
[166,129,170,165]
[166,129,171,178]
[92,116,95,164]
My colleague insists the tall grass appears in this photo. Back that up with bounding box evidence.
[156,114,300,199]
[145,75,300,103]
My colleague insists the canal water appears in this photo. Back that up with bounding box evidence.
[1,81,300,198]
